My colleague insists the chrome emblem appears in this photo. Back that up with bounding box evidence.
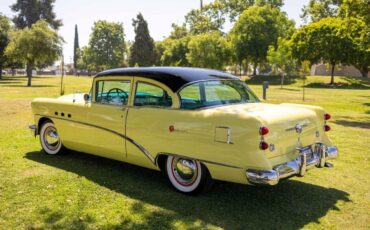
[295,124,303,133]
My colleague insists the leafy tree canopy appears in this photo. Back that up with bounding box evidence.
[187,32,231,70]
[291,17,363,83]
[267,38,298,76]
[229,5,295,75]
[5,20,63,86]
[11,0,62,29]
[84,20,126,71]
[301,0,343,22]
[0,14,11,79]
[339,0,370,24]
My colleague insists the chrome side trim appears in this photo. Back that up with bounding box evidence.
[34,114,155,163]
[156,152,243,169]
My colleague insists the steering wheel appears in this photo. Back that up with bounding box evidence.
[106,88,128,103]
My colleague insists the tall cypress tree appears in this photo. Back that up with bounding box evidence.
[129,13,156,67]
[73,24,79,70]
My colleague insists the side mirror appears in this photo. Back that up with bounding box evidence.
[83,93,90,102]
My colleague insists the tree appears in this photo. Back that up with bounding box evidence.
[11,0,62,29]
[229,5,295,75]
[291,17,355,84]
[185,2,225,34]
[5,20,63,86]
[214,0,284,22]
[85,20,126,71]
[129,13,156,67]
[0,14,11,80]
[267,38,298,76]
[339,0,370,25]
[301,0,342,22]
[159,36,191,66]
[73,24,79,71]
[345,18,370,77]
[186,32,231,70]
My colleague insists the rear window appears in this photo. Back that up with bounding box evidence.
[179,80,259,110]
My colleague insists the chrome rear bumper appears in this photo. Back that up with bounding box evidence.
[246,144,338,186]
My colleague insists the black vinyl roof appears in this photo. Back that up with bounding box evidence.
[95,67,239,92]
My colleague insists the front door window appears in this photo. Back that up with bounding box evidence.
[96,80,131,106]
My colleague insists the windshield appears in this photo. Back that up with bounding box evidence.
[179,80,259,110]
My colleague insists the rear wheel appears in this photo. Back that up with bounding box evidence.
[165,155,213,195]
[39,121,65,155]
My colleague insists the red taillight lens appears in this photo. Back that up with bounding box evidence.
[260,141,269,150]
[259,126,269,135]
[324,113,331,120]
[324,125,331,132]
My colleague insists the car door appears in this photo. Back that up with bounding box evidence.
[84,77,132,161]
[125,78,175,169]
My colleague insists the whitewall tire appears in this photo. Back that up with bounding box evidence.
[40,121,64,155]
[165,155,213,194]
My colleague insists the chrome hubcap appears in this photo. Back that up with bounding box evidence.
[44,126,60,151]
[172,158,198,185]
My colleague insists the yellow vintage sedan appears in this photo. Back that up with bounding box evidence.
[30,67,338,194]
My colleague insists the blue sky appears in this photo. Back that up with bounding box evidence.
[0,0,308,63]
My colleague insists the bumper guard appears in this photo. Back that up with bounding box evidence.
[246,143,338,185]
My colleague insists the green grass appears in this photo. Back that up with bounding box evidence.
[0,74,369,229]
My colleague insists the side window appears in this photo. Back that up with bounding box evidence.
[95,80,131,106]
[179,83,202,110]
[204,81,241,102]
[134,82,172,107]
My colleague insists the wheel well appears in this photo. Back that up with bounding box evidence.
[156,154,168,172]
[37,117,52,134]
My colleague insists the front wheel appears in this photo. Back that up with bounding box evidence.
[40,121,65,155]
[165,155,213,195]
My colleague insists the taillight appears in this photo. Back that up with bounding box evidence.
[259,126,269,135]
[324,125,331,132]
[260,141,269,150]
[324,113,331,120]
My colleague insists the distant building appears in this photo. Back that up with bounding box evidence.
[311,64,369,77]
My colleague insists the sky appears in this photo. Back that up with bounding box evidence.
[0,0,308,64]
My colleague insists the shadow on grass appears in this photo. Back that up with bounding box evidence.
[305,77,370,89]
[333,120,370,129]
[245,75,298,86]
[0,84,55,88]
[25,151,350,229]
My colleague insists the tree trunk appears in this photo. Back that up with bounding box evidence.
[330,62,335,85]
[360,66,368,78]
[26,62,33,87]
[253,63,257,76]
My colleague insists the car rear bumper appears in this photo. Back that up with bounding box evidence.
[246,144,338,186]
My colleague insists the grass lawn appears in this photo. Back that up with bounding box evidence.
[0,74,369,229]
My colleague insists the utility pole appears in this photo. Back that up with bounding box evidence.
[200,0,203,9]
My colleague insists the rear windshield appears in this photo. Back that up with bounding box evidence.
[179,80,259,110]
